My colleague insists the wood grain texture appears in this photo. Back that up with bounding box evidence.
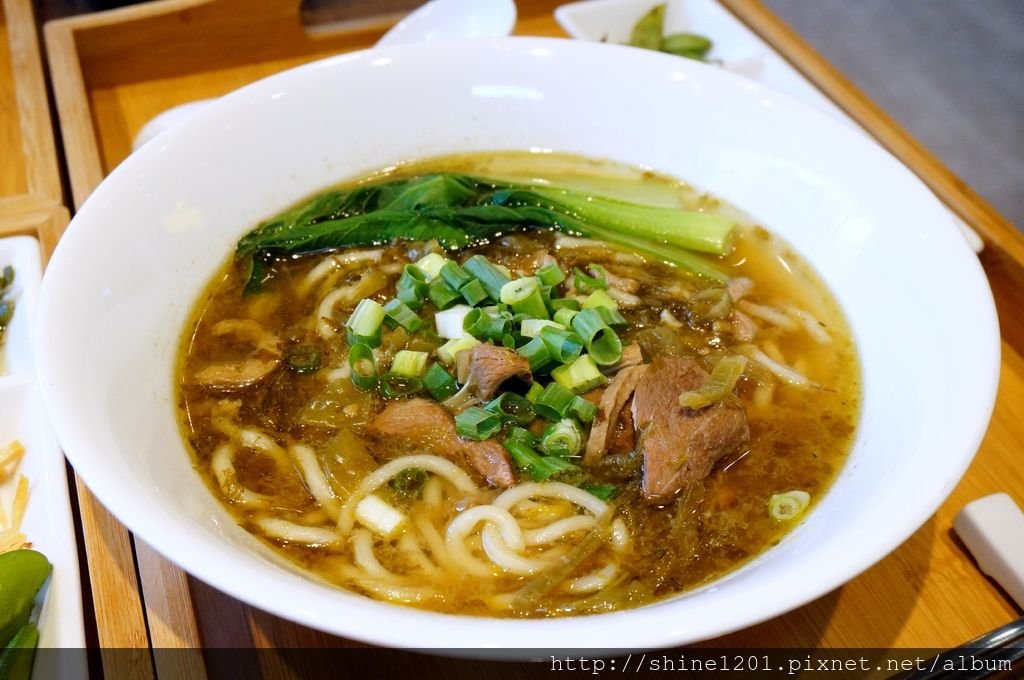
[41,0,1024,668]
[0,204,67,260]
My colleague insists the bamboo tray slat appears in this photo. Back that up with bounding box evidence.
[0,0,62,214]
[42,0,1024,673]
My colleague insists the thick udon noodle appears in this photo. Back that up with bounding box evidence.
[178,152,859,616]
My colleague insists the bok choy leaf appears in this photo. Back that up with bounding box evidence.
[237,173,736,291]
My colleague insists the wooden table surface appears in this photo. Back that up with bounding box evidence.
[34,0,1024,675]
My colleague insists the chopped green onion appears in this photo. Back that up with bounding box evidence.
[463,255,510,301]
[415,253,449,280]
[463,308,510,342]
[581,483,619,501]
[345,298,385,348]
[390,350,429,378]
[552,307,579,327]
[570,309,622,365]
[506,425,539,448]
[455,406,503,440]
[520,318,564,338]
[551,354,607,393]
[485,392,536,425]
[550,298,581,312]
[434,304,473,340]
[524,382,545,403]
[679,355,747,409]
[569,395,598,424]
[437,334,480,365]
[383,298,424,333]
[380,372,423,398]
[572,265,608,293]
[459,278,488,306]
[284,345,321,375]
[535,263,566,287]
[504,440,579,481]
[517,336,552,372]
[538,326,584,364]
[396,265,429,310]
[539,419,584,457]
[501,333,520,349]
[597,306,628,330]
[500,276,549,319]
[582,289,618,311]
[388,468,428,499]
[440,260,473,291]
[534,382,577,420]
[769,490,811,521]
[426,277,462,309]
[348,343,378,390]
[422,363,458,400]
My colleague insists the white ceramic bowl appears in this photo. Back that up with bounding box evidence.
[36,38,998,651]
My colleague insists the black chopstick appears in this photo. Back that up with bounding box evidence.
[898,615,1024,680]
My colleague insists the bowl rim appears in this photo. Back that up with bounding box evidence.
[36,36,1001,652]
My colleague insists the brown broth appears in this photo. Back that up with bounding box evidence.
[177,152,859,616]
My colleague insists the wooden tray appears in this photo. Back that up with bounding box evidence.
[42,0,1024,675]
[0,0,63,216]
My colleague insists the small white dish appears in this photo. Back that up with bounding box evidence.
[37,38,998,651]
[0,236,85,664]
[555,0,985,254]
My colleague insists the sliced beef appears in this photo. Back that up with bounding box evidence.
[193,319,281,392]
[583,365,647,465]
[455,344,532,401]
[632,356,749,504]
[365,398,515,487]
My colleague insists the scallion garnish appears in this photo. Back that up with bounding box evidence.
[390,350,429,378]
[597,305,628,330]
[437,333,480,365]
[550,354,607,393]
[582,289,618,311]
[535,263,566,287]
[499,277,549,320]
[422,363,459,401]
[454,406,503,440]
[570,309,622,365]
[504,439,579,481]
[538,326,584,364]
[569,395,598,424]
[534,382,577,420]
[348,343,378,390]
[539,419,584,457]
[524,382,544,403]
[426,277,462,310]
[463,255,510,301]
[415,253,449,280]
[396,265,429,310]
[517,336,553,372]
[434,304,473,340]
[520,318,563,338]
[552,306,579,327]
[581,483,619,501]
[345,298,385,348]
[440,260,474,291]
[459,278,489,306]
[380,372,423,399]
[572,265,608,293]
[550,298,581,312]
[383,298,424,333]
[485,392,536,425]
[506,425,539,448]
[463,308,510,342]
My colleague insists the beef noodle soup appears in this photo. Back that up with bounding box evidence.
[177,152,859,616]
